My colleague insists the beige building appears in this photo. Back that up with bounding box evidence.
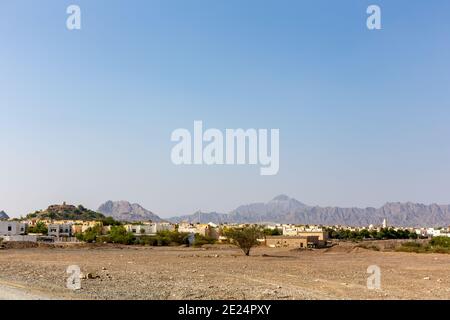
[266,235,321,249]
[178,222,219,239]
[297,231,328,241]
[281,225,328,241]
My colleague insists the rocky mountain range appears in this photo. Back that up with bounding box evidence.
[98,201,163,222]
[0,210,9,220]
[168,195,450,227]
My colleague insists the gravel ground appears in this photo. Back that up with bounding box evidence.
[0,244,449,300]
[0,282,56,300]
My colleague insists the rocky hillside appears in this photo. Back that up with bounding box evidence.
[0,211,9,220]
[98,201,163,222]
[168,211,229,224]
[26,203,105,221]
[168,195,450,227]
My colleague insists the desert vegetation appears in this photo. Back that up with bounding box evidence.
[396,236,450,254]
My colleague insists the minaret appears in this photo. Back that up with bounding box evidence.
[382,218,387,228]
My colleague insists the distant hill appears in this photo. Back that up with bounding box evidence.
[98,201,163,222]
[168,195,450,227]
[26,203,105,221]
[0,211,9,220]
[168,211,228,224]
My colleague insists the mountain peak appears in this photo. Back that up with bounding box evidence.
[272,194,291,201]
[98,200,163,222]
[169,195,450,227]
[270,195,307,208]
[0,210,9,220]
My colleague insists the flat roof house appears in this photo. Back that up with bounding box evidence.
[48,223,72,238]
[266,235,321,249]
[0,221,27,236]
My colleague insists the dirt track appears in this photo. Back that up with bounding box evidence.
[0,244,449,300]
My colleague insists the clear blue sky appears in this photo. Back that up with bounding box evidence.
[1,0,450,217]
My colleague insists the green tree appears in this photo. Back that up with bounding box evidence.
[101,216,121,226]
[28,221,48,235]
[430,236,450,248]
[359,229,370,239]
[109,225,135,244]
[263,228,282,236]
[225,225,264,256]
[76,224,103,243]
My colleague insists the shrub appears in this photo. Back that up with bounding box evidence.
[193,234,216,247]
[101,217,122,226]
[77,224,103,243]
[225,225,264,256]
[27,221,48,235]
[263,228,282,236]
[134,231,190,247]
[109,226,135,244]
[430,236,450,248]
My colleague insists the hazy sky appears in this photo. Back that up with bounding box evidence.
[1,0,450,218]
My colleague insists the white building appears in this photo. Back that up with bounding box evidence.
[178,223,197,234]
[426,228,445,237]
[48,223,72,238]
[0,221,27,236]
[281,224,323,236]
[125,222,174,236]
[282,225,300,236]
[157,222,175,232]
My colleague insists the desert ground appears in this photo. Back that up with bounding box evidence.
[0,243,449,300]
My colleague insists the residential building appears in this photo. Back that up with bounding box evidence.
[0,221,27,236]
[48,223,72,238]
[178,222,219,239]
[266,235,321,249]
[125,222,175,236]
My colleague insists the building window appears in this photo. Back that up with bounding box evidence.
[8,226,12,231]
